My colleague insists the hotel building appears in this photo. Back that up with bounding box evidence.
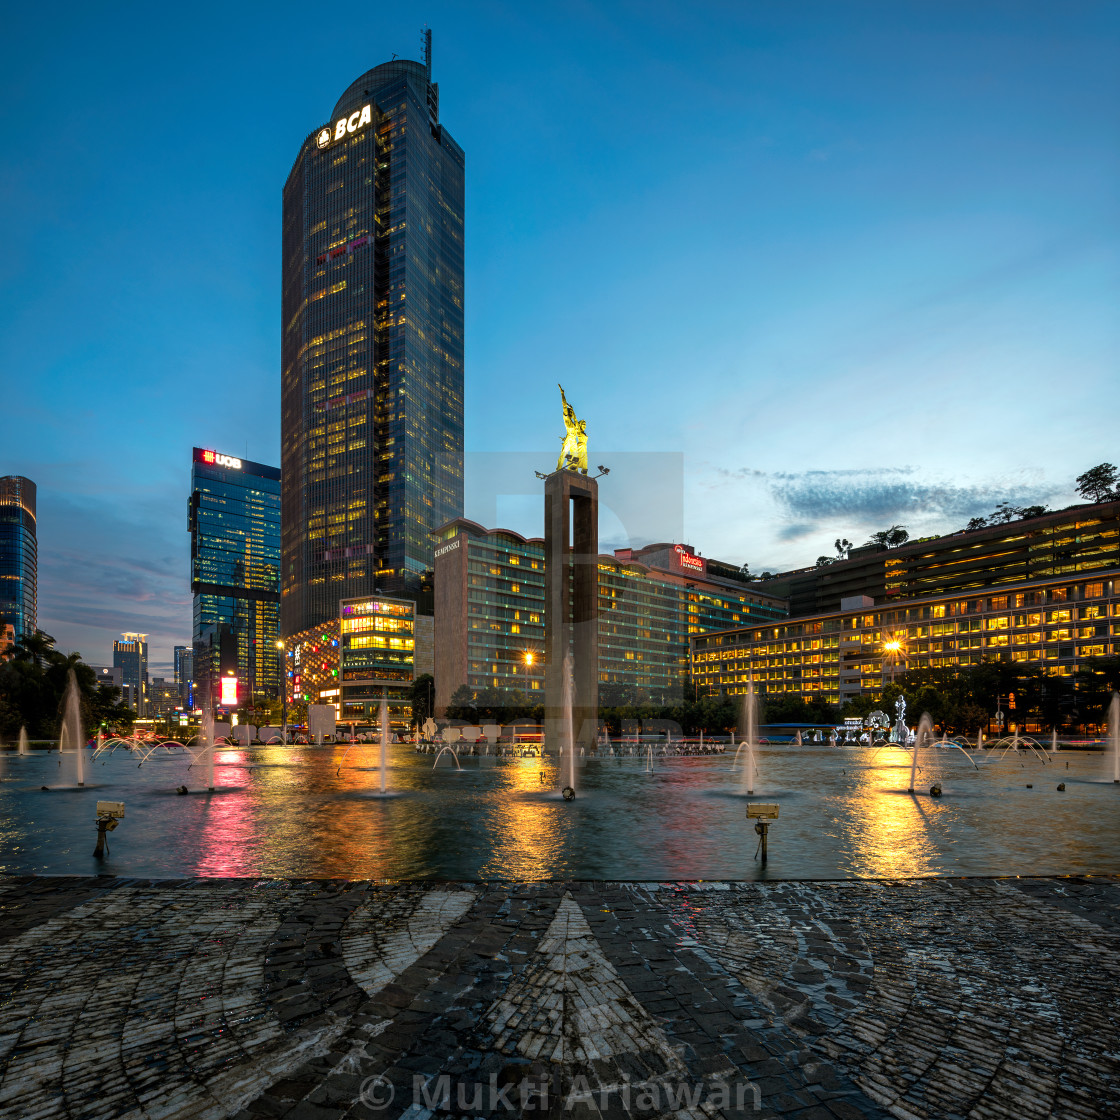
[693,572,1119,706]
[760,500,1120,617]
[281,35,465,635]
[432,519,786,713]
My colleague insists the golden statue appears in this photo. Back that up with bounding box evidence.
[557,384,588,473]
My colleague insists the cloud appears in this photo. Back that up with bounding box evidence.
[718,465,1064,534]
[34,486,190,670]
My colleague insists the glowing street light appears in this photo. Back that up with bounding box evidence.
[276,639,287,741]
[882,634,906,685]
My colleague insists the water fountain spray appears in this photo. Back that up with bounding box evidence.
[61,670,85,787]
[1110,692,1120,784]
[735,679,758,795]
[560,652,576,797]
[379,697,389,795]
[908,713,933,793]
[18,727,28,756]
[202,709,215,791]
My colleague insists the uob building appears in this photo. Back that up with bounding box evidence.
[281,34,465,635]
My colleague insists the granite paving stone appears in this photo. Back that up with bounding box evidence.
[0,876,1115,1118]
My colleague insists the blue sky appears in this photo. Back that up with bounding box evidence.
[2,1,1117,672]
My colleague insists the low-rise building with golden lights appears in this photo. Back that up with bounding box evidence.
[692,571,1119,705]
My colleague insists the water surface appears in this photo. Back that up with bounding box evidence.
[0,745,1115,880]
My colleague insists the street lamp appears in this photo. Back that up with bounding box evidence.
[519,651,535,695]
[276,639,287,744]
[882,635,905,685]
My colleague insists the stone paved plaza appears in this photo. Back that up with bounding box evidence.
[0,876,1117,1120]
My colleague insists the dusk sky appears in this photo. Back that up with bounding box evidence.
[2,0,1117,673]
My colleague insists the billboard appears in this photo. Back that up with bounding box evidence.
[219,675,238,707]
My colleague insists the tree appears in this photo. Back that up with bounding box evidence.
[0,630,134,740]
[834,538,852,560]
[445,684,475,721]
[966,516,988,530]
[815,555,834,568]
[865,525,909,548]
[409,673,434,727]
[1075,463,1119,503]
[761,694,838,726]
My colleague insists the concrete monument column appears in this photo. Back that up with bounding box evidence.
[544,469,599,752]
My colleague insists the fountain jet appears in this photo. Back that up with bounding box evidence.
[1110,692,1120,784]
[560,652,576,795]
[735,679,758,795]
[202,710,215,791]
[908,713,934,792]
[379,697,389,795]
[60,670,85,787]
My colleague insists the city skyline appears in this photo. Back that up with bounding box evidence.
[2,1,1117,672]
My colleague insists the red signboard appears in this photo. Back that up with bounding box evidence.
[674,544,706,574]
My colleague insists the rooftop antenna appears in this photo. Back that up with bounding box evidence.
[422,26,432,79]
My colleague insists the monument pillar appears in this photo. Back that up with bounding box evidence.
[544,469,599,752]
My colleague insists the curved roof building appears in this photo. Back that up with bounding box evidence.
[281,36,464,635]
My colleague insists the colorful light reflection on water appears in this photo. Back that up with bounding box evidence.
[0,745,1116,880]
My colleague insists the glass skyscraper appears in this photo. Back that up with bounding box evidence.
[0,476,37,642]
[281,34,465,637]
[113,633,148,716]
[189,447,281,708]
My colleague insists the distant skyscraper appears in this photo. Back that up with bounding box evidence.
[0,476,37,641]
[113,634,148,716]
[174,645,194,709]
[281,31,465,636]
[189,447,281,709]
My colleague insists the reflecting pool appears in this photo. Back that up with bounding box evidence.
[0,744,1116,880]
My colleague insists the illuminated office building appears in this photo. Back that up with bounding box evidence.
[113,634,148,716]
[281,33,465,636]
[432,519,786,712]
[174,645,194,709]
[339,595,416,726]
[692,571,1119,707]
[189,447,281,709]
[0,476,37,641]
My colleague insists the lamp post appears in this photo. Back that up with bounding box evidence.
[276,640,287,744]
[520,651,535,700]
[882,636,904,686]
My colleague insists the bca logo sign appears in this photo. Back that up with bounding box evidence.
[317,103,372,149]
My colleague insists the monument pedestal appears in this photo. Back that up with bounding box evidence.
[544,470,599,752]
